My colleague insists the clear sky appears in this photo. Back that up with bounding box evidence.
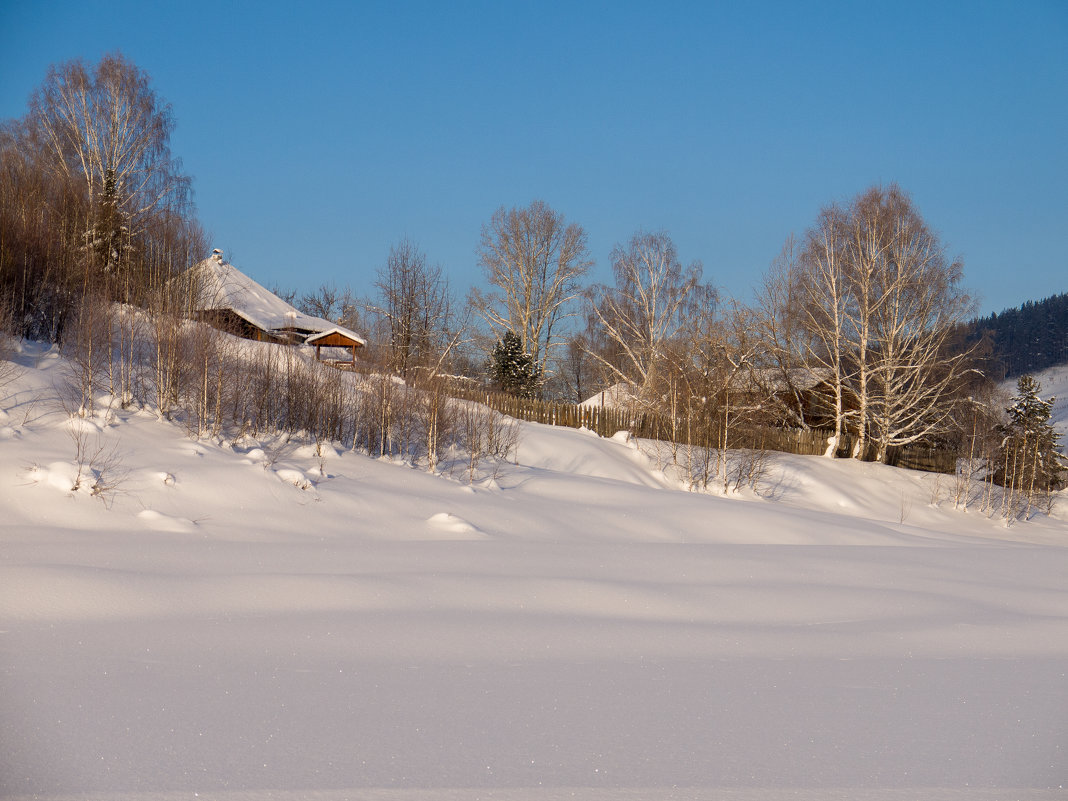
[2,0,1066,316]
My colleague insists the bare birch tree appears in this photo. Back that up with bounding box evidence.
[756,184,976,462]
[471,200,592,377]
[27,52,192,300]
[847,186,976,461]
[373,239,456,380]
[585,230,714,399]
[29,53,190,234]
[299,283,345,322]
[767,212,853,455]
[0,115,87,339]
[548,332,596,403]
[751,239,811,429]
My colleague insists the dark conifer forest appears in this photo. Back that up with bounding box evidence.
[970,292,1068,377]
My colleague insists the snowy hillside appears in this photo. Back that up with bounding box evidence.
[1009,361,1068,441]
[1,343,1066,800]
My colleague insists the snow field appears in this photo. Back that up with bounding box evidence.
[1,344,1066,799]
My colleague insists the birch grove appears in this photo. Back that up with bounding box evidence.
[757,185,977,462]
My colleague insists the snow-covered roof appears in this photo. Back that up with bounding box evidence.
[190,254,365,345]
[580,382,640,409]
[305,327,365,346]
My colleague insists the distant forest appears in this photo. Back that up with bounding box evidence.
[970,292,1068,378]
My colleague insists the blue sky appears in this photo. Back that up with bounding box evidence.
[2,1,1066,316]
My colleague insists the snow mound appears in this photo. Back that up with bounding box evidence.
[64,415,105,435]
[427,512,485,539]
[155,471,176,486]
[294,443,340,459]
[136,509,196,532]
[33,461,85,494]
[275,467,313,490]
[514,421,673,489]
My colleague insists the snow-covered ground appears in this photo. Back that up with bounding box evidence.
[1,343,1066,800]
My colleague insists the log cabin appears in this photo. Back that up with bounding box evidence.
[188,250,366,365]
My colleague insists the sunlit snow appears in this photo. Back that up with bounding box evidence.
[1,343,1066,800]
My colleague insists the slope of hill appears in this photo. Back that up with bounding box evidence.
[1,343,1066,800]
[1026,362,1068,439]
[1000,361,1068,450]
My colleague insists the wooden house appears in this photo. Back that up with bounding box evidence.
[188,251,366,363]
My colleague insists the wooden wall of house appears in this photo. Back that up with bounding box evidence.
[193,310,285,344]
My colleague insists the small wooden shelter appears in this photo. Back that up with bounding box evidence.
[305,327,364,369]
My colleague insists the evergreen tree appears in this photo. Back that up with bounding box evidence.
[92,168,133,297]
[997,375,1065,516]
[490,331,540,398]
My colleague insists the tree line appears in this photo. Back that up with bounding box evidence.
[276,185,1066,512]
[1,54,1063,513]
[968,292,1068,378]
[0,53,205,340]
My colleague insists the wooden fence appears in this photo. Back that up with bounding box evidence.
[449,385,958,475]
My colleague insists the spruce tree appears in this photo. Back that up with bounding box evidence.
[490,331,540,398]
[998,375,1065,516]
[91,168,134,300]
